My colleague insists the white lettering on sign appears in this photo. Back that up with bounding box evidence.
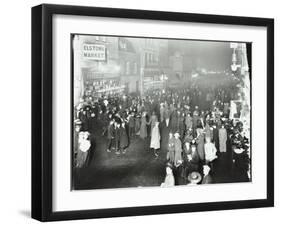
[83,44,106,61]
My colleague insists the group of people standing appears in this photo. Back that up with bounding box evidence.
[73,83,249,186]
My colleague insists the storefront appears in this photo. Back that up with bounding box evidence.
[82,68,124,98]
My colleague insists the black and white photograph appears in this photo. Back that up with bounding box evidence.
[29,2,274,222]
[72,34,252,190]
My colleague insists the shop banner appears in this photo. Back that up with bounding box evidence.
[83,44,106,61]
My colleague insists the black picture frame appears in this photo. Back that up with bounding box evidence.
[32,4,274,222]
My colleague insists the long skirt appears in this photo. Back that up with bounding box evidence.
[174,150,182,164]
[139,123,147,139]
[167,150,175,164]
[219,140,227,153]
[76,151,88,168]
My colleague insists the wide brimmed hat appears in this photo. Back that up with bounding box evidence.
[74,119,82,125]
[187,172,202,184]
[233,148,245,154]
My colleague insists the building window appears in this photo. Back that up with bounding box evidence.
[155,54,159,62]
[150,53,153,63]
[126,61,130,75]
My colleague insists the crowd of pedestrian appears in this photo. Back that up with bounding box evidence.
[73,83,250,186]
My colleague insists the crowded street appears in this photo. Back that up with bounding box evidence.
[72,35,251,190]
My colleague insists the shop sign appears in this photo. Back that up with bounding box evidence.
[83,44,106,61]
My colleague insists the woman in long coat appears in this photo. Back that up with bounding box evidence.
[204,123,213,141]
[135,114,141,135]
[174,132,183,166]
[140,112,148,139]
[120,122,129,154]
[196,129,205,161]
[150,122,161,156]
[167,132,175,164]
[185,113,193,131]
[76,132,91,168]
[212,125,220,151]
[219,125,227,152]
[177,112,185,139]
[150,111,158,135]
[159,103,165,122]
[160,165,175,187]
[170,111,178,133]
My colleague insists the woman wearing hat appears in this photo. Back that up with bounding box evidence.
[160,164,175,188]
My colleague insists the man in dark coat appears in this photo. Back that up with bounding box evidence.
[192,107,199,136]
[212,125,220,151]
[184,144,200,175]
[79,110,88,131]
[106,120,115,152]
[196,129,205,162]
[120,122,129,154]
[114,122,121,155]
[128,112,135,139]
[159,115,171,153]
[73,120,82,167]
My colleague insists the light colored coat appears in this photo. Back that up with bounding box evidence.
[161,174,175,187]
[219,127,227,152]
[204,142,217,162]
[174,138,183,164]
[139,115,147,139]
[150,122,161,149]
